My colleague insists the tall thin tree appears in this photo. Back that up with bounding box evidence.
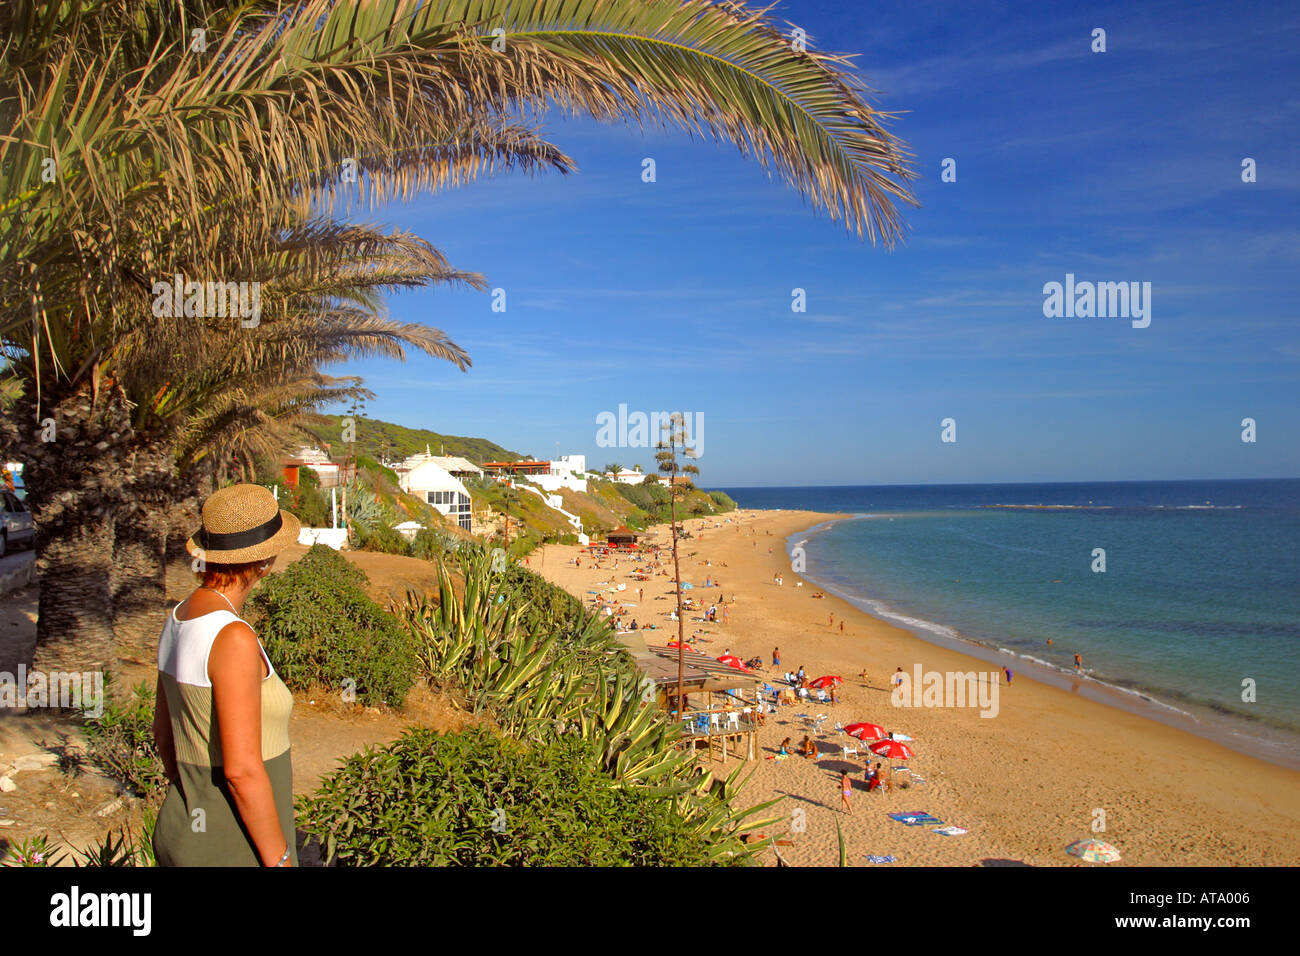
[655,413,700,716]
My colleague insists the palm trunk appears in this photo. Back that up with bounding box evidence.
[110,438,183,664]
[17,381,134,679]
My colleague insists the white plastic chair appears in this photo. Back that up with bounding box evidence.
[709,712,721,733]
[842,744,859,759]
[726,711,741,731]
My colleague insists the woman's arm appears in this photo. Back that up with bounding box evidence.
[152,674,179,784]
[209,621,292,867]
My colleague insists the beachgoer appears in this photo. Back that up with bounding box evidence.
[892,667,904,688]
[154,483,301,867]
[830,685,838,706]
[799,735,816,758]
[773,647,781,668]
[1004,666,1013,684]
[778,738,791,756]
[1074,652,1083,673]
[841,773,854,815]
[829,613,833,627]
[839,620,844,633]
[797,666,806,682]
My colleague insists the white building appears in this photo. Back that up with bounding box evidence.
[287,445,346,487]
[605,468,646,485]
[399,459,473,530]
[397,446,484,481]
[533,454,587,494]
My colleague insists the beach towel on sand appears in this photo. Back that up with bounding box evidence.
[889,812,944,827]
[931,825,968,836]
[865,855,897,864]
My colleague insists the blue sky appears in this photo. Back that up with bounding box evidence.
[329,0,1299,487]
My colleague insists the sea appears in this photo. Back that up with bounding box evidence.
[719,479,1300,768]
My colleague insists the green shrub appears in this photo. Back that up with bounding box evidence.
[500,563,586,639]
[82,682,167,801]
[297,726,726,866]
[707,490,737,511]
[356,523,410,555]
[246,545,418,707]
[292,485,331,527]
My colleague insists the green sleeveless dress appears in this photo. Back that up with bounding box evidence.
[153,605,297,866]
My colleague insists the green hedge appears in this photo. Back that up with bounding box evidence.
[297,726,724,866]
[246,545,418,707]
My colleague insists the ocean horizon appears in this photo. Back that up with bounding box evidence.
[719,479,1300,766]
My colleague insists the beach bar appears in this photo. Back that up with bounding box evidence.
[633,641,764,762]
[605,525,640,548]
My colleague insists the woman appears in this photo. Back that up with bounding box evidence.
[152,484,301,867]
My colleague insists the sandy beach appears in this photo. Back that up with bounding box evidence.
[533,508,1300,867]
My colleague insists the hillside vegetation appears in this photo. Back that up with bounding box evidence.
[314,415,523,465]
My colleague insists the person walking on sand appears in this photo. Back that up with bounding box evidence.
[153,484,301,867]
[1074,652,1083,673]
[840,772,854,815]
[892,667,904,689]
[773,647,781,668]
[1004,666,1013,685]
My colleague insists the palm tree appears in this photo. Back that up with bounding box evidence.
[1,0,916,674]
[655,415,700,715]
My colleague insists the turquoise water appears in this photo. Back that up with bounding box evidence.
[721,481,1300,750]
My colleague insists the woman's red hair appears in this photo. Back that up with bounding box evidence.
[197,561,263,590]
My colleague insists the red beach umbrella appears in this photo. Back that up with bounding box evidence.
[667,641,695,653]
[717,655,749,671]
[843,722,887,740]
[868,739,915,761]
[809,675,842,689]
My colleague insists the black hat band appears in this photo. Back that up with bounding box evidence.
[194,513,283,552]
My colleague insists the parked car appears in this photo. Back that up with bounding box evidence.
[1,489,34,556]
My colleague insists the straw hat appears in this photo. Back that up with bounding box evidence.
[185,484,301,564]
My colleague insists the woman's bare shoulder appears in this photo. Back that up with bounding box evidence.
[208,619,261,670]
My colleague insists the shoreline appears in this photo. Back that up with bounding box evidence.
[534,507,1300,865]
[787,514,1300,773]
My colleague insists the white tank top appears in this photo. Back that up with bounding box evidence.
[157,605,275,687]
